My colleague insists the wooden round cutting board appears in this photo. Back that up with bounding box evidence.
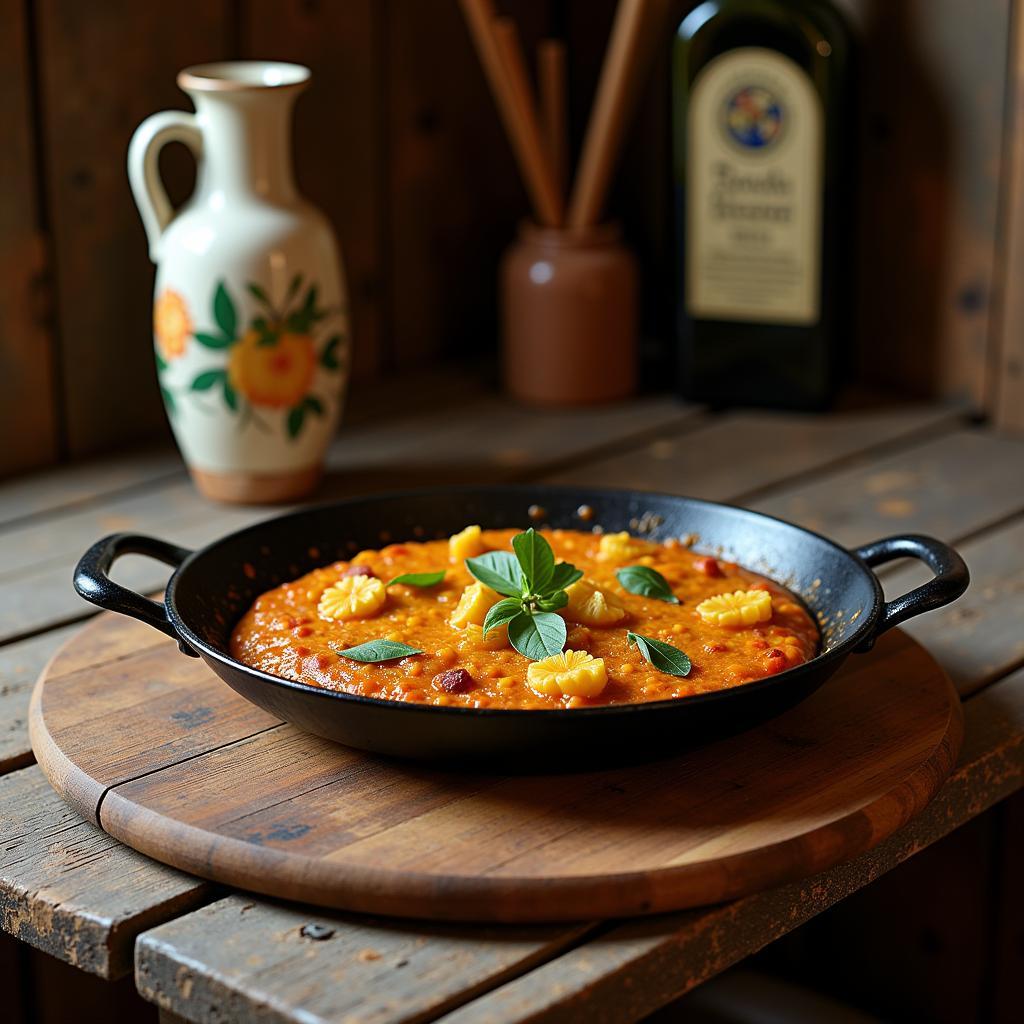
[30,613,962,922]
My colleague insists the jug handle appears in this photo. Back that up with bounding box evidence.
[128,110,203,262]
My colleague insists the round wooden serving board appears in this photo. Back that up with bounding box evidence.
[31,613,962,922]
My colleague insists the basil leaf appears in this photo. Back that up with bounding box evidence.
[536,590,568,612]
[465,551,524,597]
[512,528,555,593]
[627,632,691,676]
[508,610,566,660]
[386,571,445,588]
[616,565,679,604]
[549,561,583,592]
[482,597,523,637]
[336,639,423,663]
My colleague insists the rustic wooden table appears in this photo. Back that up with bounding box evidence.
[2,378,1023,1023]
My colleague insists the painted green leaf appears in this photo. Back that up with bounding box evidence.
[286,272,303,302]
[627,632,692,676]
[321,334,342,370]
[386,570,446,589]
[247,282,271,306]
[465,551,524,597]
[191,369,226,391]
[160,386,176,415]
[512,528,555,594]
[304,395,324,415]
[154,349,167,372]
[508,610,566,661]
[194,332,232,349]
[213,281,237,339]
[286,404,305,439]
[223,379,238,412]
[616,565,680,604]
[482,597,524,638]
[335,639,423,663]
[253,317,279,347]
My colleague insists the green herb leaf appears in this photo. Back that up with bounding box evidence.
[536,590,569,612]
[549,562,584,592]
[247,282,271,305]
[194,331,232,349]
[286,404,305,439]
[508,610,566,660]
[465,551,524,597]
[213,281,237,339]
[616,565,679,604]
[336,639,423,663]
[512,528,555,593]
[627,632,691,676]
[190,369,226,391]
[482,597,524,637]
[387,571,445,588]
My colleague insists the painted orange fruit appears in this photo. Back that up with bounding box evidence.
[228,330,316,408]
[153,289,192,360]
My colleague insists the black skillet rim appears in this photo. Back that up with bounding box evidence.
[164,484,885,720]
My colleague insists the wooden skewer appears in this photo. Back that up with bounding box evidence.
[538,39,568,198]
[459,0,563,226]
[567,0,651,229]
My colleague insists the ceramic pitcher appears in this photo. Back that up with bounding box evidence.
[129,61,349,504]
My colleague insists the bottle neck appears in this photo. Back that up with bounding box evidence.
[192,90,299,205]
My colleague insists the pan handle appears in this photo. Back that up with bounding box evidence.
[74,533,198,656]
[854,534,969,651]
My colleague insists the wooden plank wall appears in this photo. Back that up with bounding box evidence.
[2,0,1022,479]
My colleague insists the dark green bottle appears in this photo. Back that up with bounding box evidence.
[672,0,852,409]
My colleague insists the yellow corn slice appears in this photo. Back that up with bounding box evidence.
[526,650,607,698]
[449,524,485,562]
[562,580,626,627]
[455,622,509,651]
[449,581,500,629]
[696,589,773,627]
[597,531,640,562]
[318,575,387,621]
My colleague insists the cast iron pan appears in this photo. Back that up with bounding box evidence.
[73,486,968,767]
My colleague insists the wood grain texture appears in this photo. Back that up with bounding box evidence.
[0,0,58,477]
[0,765,208,979]
[544,403,963,498]
[242,0,383,379]
[35,0,230,457]
[437,666,1024,1024]
[993,0,1024,430]
[137,897,590,1024]
[33,618,960,922]
[751,429,1024,547]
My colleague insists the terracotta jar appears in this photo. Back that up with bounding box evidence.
[500,222,638,405]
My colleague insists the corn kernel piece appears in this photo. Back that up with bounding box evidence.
[449,524,485,563]
[597,531,640,563]
[696,589,773,627]
[449,581,500,629]
[318,575,387,621]
[527,650,607,698]
[562,580,626,627]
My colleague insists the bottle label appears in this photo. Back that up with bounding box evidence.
[686,47,822,324]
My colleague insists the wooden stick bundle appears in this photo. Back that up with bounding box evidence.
[460,0,658,230]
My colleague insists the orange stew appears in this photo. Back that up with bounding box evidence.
[231,528,819,710]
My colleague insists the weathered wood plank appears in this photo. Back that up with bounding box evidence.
[0,624,78,775]
[0,396,694,642]
[0,766,209,979]
[881,515,1024,697]
[36,0,230,457]
[544,404,962,498]
[436,667,1024,1024]
[0,0,58,478]
[136,897,591,1024]
[751,429,1024,547]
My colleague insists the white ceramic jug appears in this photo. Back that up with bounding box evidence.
[129,61,349,504]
